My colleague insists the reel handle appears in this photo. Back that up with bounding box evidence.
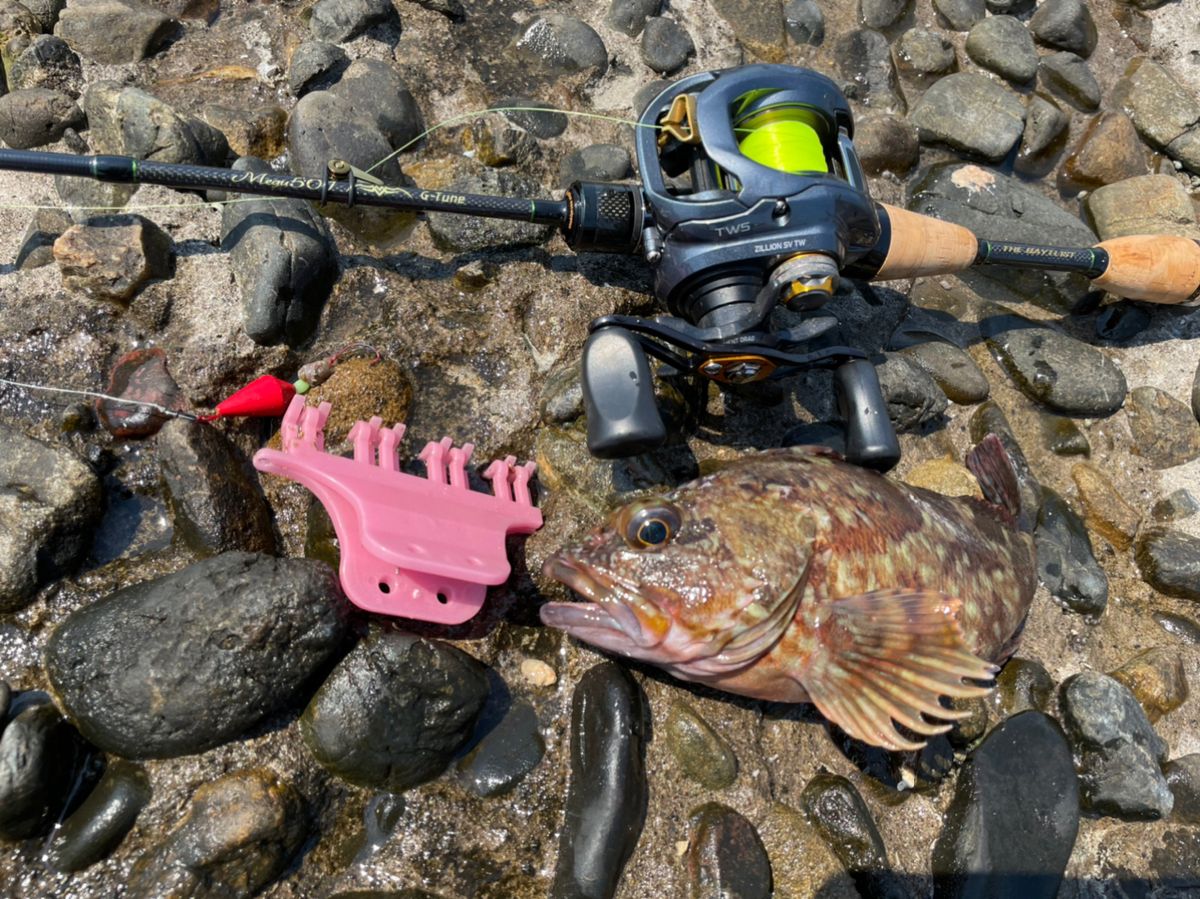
[581,326,668,458]
[833,359,901,473]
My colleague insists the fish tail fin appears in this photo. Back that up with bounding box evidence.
[967,434,1029,531]
[801,589,998,752]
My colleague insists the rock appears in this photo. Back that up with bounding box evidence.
[0,423,101,612]
[1152,489,1198,523]
[640,17,692,75]
[758,802,858,898]
[329,58,424,151]
[427,169,554,252]
[853,113,919,176]
[308,0,393,42]
[6,35,82,96]
[1059,672,1173,820]
[902,459,982,498]
[297,356,415,455]
[933,0,984,30]
[287,40,348,96]
[1163,756,1200,825]
[932,712,1079,899]
[1039,52,1101,112]
[14,206,72,270]
[1017,94,1069,168]
[552,662,647,899]
[1085,175,1199,241]
[909,73,1026,161]
[801,773,900,899]
[875,352,948,431]
[664,701,738,790]
[301,629,489,791]
[1126,386,1200,469]
[1114,58,1200,174]
[783,0,823,45]
[1071,462,1141,551]
[46,552,349,758]
[1039,414,1090,456]
[126,769,306,899]
[54,0,177,64]
[1061,113,1149,193]
[947,696,990,749]
[1135,527,1200,602]
[896,340,988,404]
[835,29,905,113]
[456,700,545,798]
[709,0,787,63]
[54,214,174,303]
[221,157,337,347]
[859,0,909,29]
[46,760,150,872]
[1109,648,1189,724]
[464,115,535,168]
[0,88,84,149]
[606,0,658,37]
[84,83,222,165]
[95,347,186,437]
[982,311,1127,416]
[685,803,773,899]
[969,400,1043,516]
[1029,0,1097,57]
[965,16,1037,84]
[516,13,608,76]
[0,702,97,841]
[991,657,1054,717]
[1154,612,1200,644]
[1035,487,1108,615]
[494,98,567,138]
[894,29,955,78]
[558,143,632,188]
[201,104,287,159]
[10,0,64,33]
[157,419,276,556]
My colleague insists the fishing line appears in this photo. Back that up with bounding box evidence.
[0,375,199,420]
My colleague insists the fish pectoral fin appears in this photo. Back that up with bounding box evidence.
[801,589,999,752]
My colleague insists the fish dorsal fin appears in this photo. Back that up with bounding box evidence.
[966,434,1027,530]
[802,589,999,752]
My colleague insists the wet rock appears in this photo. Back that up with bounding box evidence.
[1163,755,1200,825]
[1035,487,1108,616]
[909,73,1025,161]
[606,0,658,37]
[557,143,632,188]
[299,356,415,454]
[664,700,738,790]
[552,661,647,899]
[456,700,545,798]
[1135,527,1200,602]
[494,98,567,138]
[46,760,150,872]
[835,29,905,113]
[903,459,981,498]
[301,629,489,791]
[1040,52,1101,112]
[947,696,991,749]
[54,214,173,303]
[201,104,287,159]
[991,657,1054,717]
[308,0,393,42]
[6,34,82,96]
[0,702,97,841]
[427,169,555,252]
[95,347,186,437]
[126,769,306,899]
[0,88,83,148]
[1114,59,1200,174]
[758,802,857,898]
[14,206,72,270]
[158,419,276,556]
[969,399,1042,516]
[897,340,988,404]
[859,0,908,29]
[854,113,919,176]
[1152,489,1198,522]
[329,58,424,151]
[895,29,955,78]
[465,115,536,168]
[801,773,900,899]
[1126,386,1200,469]
[1085,175,1199,241]
[875,352,948,431]
[932,712,1080,899]
[0,423,101,612]
[46,552,349,758]
[784,0,823,46]
[933,0,984,30]
[640,17,692,75]
[685,803,772,899]
[1059,672,1173,820]
[516,14,608,76]
[1018,94,1069,168]
[1154,612,1200,644]
[84,82,222,165]
[287,40,348,96]
[1029,0,1097,57]
[221,157,337,347]
[1109,647,1189,724]
[965,16,1037,84]
[1071,462,1141,551]
[54,0,177,64]
[709,0,786,63]
[1039,414,1089,456]
[1094,302,1151,342]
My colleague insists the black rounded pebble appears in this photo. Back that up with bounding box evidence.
[640,17,693,75]
[1164,755,1200,825]
[46,760,151,872]
[685,803,772,899]
[801,773,903,899]
[457,700,545,797]
[1034,487,1108,615]
[1136,527,1200,602]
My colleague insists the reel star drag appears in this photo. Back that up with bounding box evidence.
[2,63,1198,471]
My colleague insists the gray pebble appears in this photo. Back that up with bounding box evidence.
[897,340,988,404]
[853,113,920,175]
[859,0,909,29]
[287,40,348,96]
[933,0,984,31]
[329,58,424,151]
[1035,487,1108,615]
[6,34,83,97]
[1039,51,1101,111]
[836,28,906,113]
[517,13,608,76]
[606,0,659,36]
[965,16,1037,84]
[308,0,393,43]
[1135,527,1200,602]
[557,143,632,187]
[427,169,555,252]
[0,88,84,149]
[895,28,955,77]
[1126,386,1200,469]
[909,73,1026,161]
[494,98,568,138]
[876,352,948,431]
[1029,0,1097,58]
[54,0,177,64]
[640,17,693,75]
[784,0,824,45]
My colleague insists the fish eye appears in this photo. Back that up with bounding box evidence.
[619,500,682,551]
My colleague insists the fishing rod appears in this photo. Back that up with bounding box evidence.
[2,63,1198,471]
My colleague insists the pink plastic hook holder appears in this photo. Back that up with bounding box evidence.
[252,396,542,625]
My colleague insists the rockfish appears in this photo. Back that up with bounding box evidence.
[541,436,1036,751]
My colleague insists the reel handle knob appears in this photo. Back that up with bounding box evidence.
[834,359,901,473]
[582,326,667,458]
